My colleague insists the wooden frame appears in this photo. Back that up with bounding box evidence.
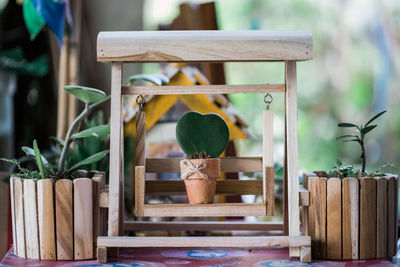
[97,30,312,263]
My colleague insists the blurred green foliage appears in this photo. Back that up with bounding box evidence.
[144,0,399,173]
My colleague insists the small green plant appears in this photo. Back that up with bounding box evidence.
[336,110,386,174]
[176,111,229,159]
[1,86,110,179]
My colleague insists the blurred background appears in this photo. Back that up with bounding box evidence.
[1,0,399,174]
[0,0,399,256]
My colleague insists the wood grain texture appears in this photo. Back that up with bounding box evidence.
[146,157,263,173]
[97,30,313,62]
[23,179,40,259]
[359,177,377,260]
[307,177,317,256]
[375,177,388,258]
[298,185,309,207]
[92,172,106,252]
[342,178,359,260]
[265,167,275,215]
[122,84,285,95]
[135,166,145,217]
[263,110,274,216]
[326,178,341,260]
[108,62,123,237]
[37,179,56,260]
[9,177,17,256]
[147,179,263,195]
[136,111,146,166]
[387,175,398,257]
[98,235,311,248]
[124,221,283,231]
[14,178,26,258]
[142,203,266,217]
[300,246,312,263]
[97,247,107,263]
[285,60,300,257]
[314,177,327,259]
[55,179,73,260]
[74,178,93,260]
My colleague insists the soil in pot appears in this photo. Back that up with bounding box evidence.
[180,158,221,204]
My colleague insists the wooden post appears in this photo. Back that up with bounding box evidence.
[285,60,300,257]
[92,172,106,252]
[342,177,359,260]
[109,62,123,237]
[135,166,146,216]
[55,179,73,260]
[326,178,341,260]
[14,178,26,258]
[23,180,40,259]
[74,178,93,260]
[387,175,398,257]
[359,177,377,259]
[263,110,274,216]
[37,179,56,260]
[10,177,17,256]
[375,177,387,258]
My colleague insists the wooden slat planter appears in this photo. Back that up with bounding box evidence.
[302,172,398,260]
[10,171,107,261]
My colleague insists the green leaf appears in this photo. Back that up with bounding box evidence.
[365,110,386,127]
[67,150,109,172]
[361,124,377,134]
[338,123,359,128]
[176,111,230,158]
[336,135,358,140]
[33,140,46,179]
[71,124,110,141]
[64,86,106,104]
[341,139,361,144]
[128,74,169,86]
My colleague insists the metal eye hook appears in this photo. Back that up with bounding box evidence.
[264,93,273,110]
[136,94,145,111]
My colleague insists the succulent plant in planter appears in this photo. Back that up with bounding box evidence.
[2,86,110,180]
[176,111,229,204]
[303,110,398,261]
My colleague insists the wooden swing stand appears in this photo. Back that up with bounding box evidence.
[96,30,313,263]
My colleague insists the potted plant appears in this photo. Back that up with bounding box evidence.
[176,111,229,204]
[1,85,110,261]
[302,110,398,260]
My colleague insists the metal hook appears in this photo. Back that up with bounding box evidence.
[264,93,273,110]
[136,94,145,111]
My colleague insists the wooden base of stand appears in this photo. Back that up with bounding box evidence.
[97,235,311,263]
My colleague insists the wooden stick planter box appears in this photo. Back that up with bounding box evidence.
[302,171,398,260]
[9,171,107,261]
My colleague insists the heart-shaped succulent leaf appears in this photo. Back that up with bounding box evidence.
[176,111,229,158]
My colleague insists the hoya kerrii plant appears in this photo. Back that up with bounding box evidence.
[1,85,111,180]
[328,110,392,178]
[176,111,230,204]
[176,111,230,159]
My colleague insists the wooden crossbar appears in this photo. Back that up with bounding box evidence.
[145,180,262,195]
[124,221,283,231]
[141,203,267,217]
[121,84,285,95]
[97,235,311,248]
[97,30,312,62]
[146,157,262,173]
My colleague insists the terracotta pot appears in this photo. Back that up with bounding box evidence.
[180,158,221,204]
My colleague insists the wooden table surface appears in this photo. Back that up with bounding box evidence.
[1,246,398,266]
